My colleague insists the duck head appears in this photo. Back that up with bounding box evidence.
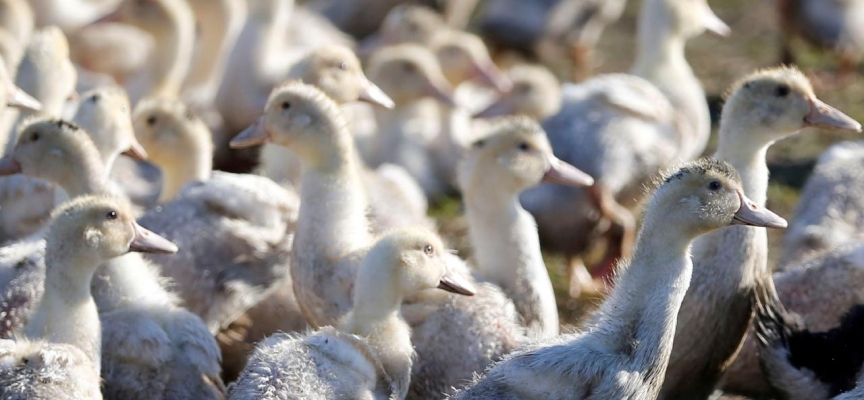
[75,86,146,164]
[429,29,511,92]
[474,64,561,120]
[288,45,394,108]
[366,44,456,107]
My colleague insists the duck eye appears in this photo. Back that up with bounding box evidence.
[401,63,416,73]
[423,245,434,256]
[281,101,291,110]
[518,142,531,151]
[338,62,348,70]
[516,84,532,94]
[146,116,157,126]
[473,139,485,148]
[775,84,790,97]
[708,180,722,191]
[31,132,39,142]
[106,211,118,220]
[90,94,100,103]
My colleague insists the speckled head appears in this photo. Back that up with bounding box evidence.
[48,195,177,264]
[0,118,102,185]
[652,158,787,235]
[722,66,861,143]
[367,44,456,107]
[458,116,593,195]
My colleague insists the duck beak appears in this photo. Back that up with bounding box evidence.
[6,82,41,112]
[425,80,458,108]
[804,98,862,132]
[543,155,594,187]
[471,61,512,93]
[358,77,395,109]
[702,2,731,37]
[437,270,476,296]
[0,156,20,175]
[230,117,270,149]
[731,191,787,229]
[129,222,178,254]
[122,138,148,161]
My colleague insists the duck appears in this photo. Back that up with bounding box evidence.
[458,116,593,339]
[231,82,525,398]
[353,4,446,57]
[659,67,861,400]
[750,247,864,400]
[778,141,864,268]
[483,0,728,298]
[1,26,76,153]
[228,228,476,400]
[365,44,457,199]
[181,0,246,111]
[535,0,627,80]
[454,158,787,399]
[0,194,177,400]
[0,0,33,52]
[258,44,395,186]
[474,64,562,121]
[131,98,300,335]
[102,0,195,104]
[0,118,226,399]
[778,0,864,75]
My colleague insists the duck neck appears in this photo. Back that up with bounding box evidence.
[184,0,244,102]
[91,254,175,313]
[464,187,559,337]
[145,5,195,100]
[590,207,695,385]
[62,152,109,198]
[715,132,770,205]
[158,143,213,202]
[297,130,373,261]
[26,244,103,374]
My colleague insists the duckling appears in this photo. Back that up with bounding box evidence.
[229,228,475,400]
[1,27,76,152]
[474,64,562,121]
[106,0,195,103]
[486,0,728,298]
[454,158,787,399]
[661,67,861,400]
[181,0,246,110]
[231,82,525,397]
[131,98,299,335]
[458,117,593,338]
[0,118,227,400]
[0,194,176,400]
[779,0,864,76]
[535,0,627,80]
[365,44,457,198]
[258,45,395,186]
[73,86,145,172]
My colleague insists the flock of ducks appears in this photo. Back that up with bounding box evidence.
[0,0,860,399]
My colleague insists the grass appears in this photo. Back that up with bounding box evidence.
[428,0,864,327]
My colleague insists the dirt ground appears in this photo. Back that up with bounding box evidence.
[428,0,864,327]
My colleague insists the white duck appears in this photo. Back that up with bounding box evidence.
[454,158,787,399]
[130,98,300,335]
[228,228,475,400]
[28,0,122,32]
[101,0,195,104]
[0,118,227,399]
[486,0,729,297]
[661,67,862,399]
[365,44,457,198]
[0,0,33,56]
[458,117,593,339]
[231,82,526,398]
[0,194,176,400]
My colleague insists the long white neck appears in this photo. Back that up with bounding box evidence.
[26,246,103,376]
[715,134,770,205]
[296,148,373,260]
[589,207,695,395]
[183,0,245,104]
[630,1,709,160]
[132,6,195,102]
[464,188,559,338]
[59,151,109,198]
[158,146,212,202]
